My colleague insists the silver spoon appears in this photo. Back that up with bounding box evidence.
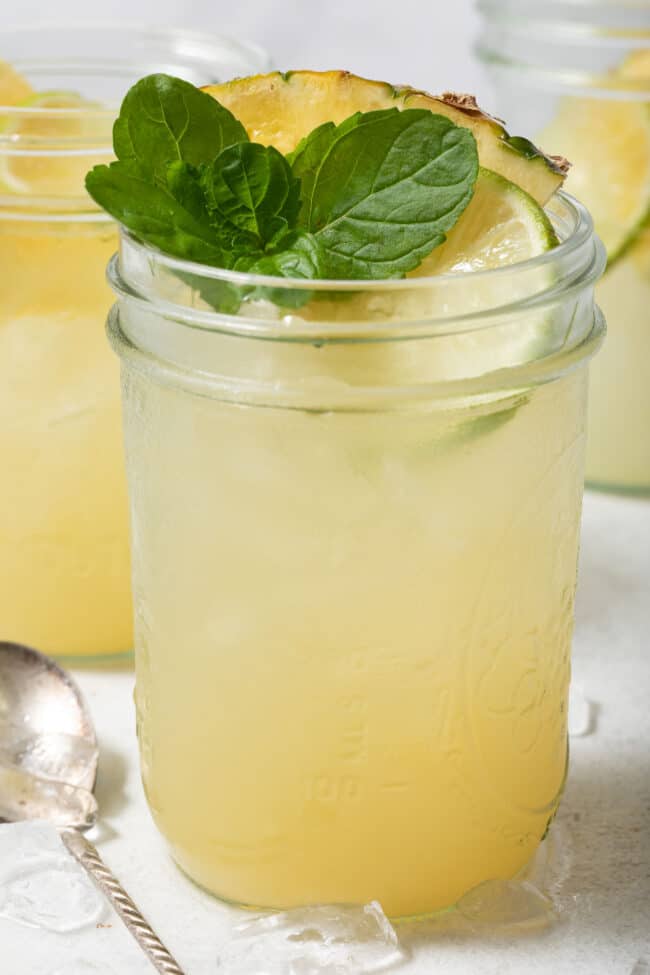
[0,641,186,975]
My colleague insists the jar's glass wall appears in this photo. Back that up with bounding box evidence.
[108,197,604,915]
[0,26,268,659]
[477,0,650,493]
[123,357,587,916]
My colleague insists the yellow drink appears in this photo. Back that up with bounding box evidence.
[0,29,268,658]
[586,229,650,490]
[127,371,584,917]
[110,188,603,914]
[0,218,132,656]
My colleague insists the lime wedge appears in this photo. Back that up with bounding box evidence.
[274,168,562,446]
[0,60,33,106]
[286,168,561,391]
[618,50,650,83]
[405,168,561,372]
[539,96,650,264]
[415,167,558,275]
[0,90,112,197]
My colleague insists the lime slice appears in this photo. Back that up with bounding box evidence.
[0,60,33,106]
[539,96,650,264]
[284,168,561,390]
[0,90,112,197]
[618,50,650,82]
[415,167,558,275]
[205,70,567,204]
[406,168,561,371]
[266,167,562,443]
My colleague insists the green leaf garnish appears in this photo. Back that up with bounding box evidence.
[290,107,478,278]
[85,162,226,265]
[113,74,248,185]
[166,161,211,223]
[86,72,480,305]
[201,142,301,248]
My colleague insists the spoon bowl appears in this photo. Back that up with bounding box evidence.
[0,641,99,827]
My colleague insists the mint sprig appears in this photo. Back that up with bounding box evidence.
[86,73,479,306]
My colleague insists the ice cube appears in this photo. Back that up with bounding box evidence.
[0,819,64,864]
[0,822,154,973]
[216,901,408,974]
[457,879,558,931]
[0,855,105,933]
[568,684,595,737]
[0,823,105,933]
[0,764,97,828]
[518,819,573,902]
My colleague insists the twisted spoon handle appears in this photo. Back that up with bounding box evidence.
[61,829,186,975]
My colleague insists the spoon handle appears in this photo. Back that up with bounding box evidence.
[61,829,186,975]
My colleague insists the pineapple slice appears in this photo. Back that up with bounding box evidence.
[204,70,567,205]
[540,97,650,264]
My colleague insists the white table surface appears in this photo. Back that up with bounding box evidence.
[48,489,648,975]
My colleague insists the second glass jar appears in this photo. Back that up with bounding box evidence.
[477,0,650,493]
[0,25,268,659]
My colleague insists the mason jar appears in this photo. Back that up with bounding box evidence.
[477,0,650,493]
[107,189,604,916]
[0,25,268,661]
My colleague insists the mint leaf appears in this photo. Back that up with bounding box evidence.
[201,143,301,248]
[113,74,248,187]
[239,232,321,309]
[288,118,340,213]
[244,231,321,276]
[86,162,226,265]
[166,161,210,223]
[291,108,478,279]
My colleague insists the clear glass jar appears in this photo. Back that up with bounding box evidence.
[0,25,268,661]
[107,191,604,917]
[477,0,650,493]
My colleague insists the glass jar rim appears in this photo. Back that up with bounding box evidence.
[0,21,270,123]
[477,0,650,97]
[0,21,269,97]
[478,0,650,24]
[0,22,270,216]
[108,190,605,341]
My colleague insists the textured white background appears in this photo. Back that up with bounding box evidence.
[0,0,484,99]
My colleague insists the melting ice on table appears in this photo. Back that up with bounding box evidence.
[216,900,408,974]
[0,821,105,933]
